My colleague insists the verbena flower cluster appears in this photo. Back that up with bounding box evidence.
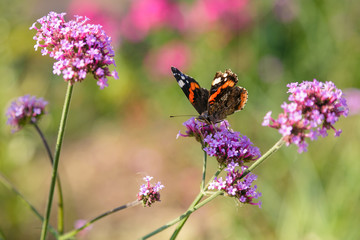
[30,11,118,89]
[208,161,262,208]
[262,80,349,153]
[6,95,48,132]
[178,118,261,166]
[137,176,164,207]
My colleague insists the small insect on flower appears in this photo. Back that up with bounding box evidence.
[6,95,48,132]
[30,11,118,89]
[137,176,164,207]
[172,67,248,124]
[262,79,349,153]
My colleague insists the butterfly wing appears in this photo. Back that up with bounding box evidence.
[171,67,209,115]
[207,69,248,121]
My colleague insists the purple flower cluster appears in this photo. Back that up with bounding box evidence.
[177,117,227,144]
[137,176,164,207]
[262,80,349,153]
[208,162,261,208]
[30,11,118,89]
[6,95,48,132]
[178,118,261,166]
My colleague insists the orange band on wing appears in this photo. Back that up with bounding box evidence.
[189,82,200,103]
[237,90,248,110]
[208,80,235,103]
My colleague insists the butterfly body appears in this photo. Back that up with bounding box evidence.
[171,67,248,123]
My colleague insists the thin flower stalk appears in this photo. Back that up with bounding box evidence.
[5,95,64,234]
[59,200,141,240]
[240,137,286,179]
[0,172,59,238]
[40,83,73,240]
[61,176,163,239]
[141,191,222,240]
[32,122,65,234]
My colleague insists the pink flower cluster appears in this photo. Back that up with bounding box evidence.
[189,0,250,31]
[64,0,250,77]
[343,88,360,116]
[208,161,261,208]
[137,176,164,207]
[6,95,48,132]
[120,0,184,42]
[262,80,349,153]
[144,42,191,77]
[30,12,118,89]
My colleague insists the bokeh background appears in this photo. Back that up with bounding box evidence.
[1,0,360,239]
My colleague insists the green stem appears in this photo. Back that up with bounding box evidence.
[32,122,65,234]
[170,192,203,239]
[40,83,73,240]
[169,137,285,239]
[32,123,54,165]
[140,191,222,240]
[0,172,58,238]
[201,150,207,191]
[170,167,223,240]
[241,137,286,179]
[56,176,64,234]
[60,200,140,240]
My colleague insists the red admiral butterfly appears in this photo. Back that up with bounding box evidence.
[171,67,248,123]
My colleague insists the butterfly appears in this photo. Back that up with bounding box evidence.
[171,67,248,123]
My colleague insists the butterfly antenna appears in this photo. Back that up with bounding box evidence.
[169,114,197,118]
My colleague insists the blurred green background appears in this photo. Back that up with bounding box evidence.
[1,0,360,239]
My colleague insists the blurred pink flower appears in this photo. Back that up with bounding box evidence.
[68,0,121,45]
[187,0,251,32]
[343,88,360,116]
[120,0,184,42]
[144,42,191,78]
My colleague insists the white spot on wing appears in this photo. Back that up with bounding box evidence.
[181,75,185,80]
[223,73,228,77]
[178,80,185,88]
[212,77,222,85]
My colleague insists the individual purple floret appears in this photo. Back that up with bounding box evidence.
[208,161,262,208]
[6,95,48,132]
[178,118,261,166]
[137,176,164,207]
[262,80,348,153]
[30,11,118,89]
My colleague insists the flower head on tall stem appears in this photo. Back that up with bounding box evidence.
[178,118,261,166]
[208,161,262,208]
[30,11,118,89]
[137,176,164,207]
[6,95,48,132]
[262,80,349,153]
